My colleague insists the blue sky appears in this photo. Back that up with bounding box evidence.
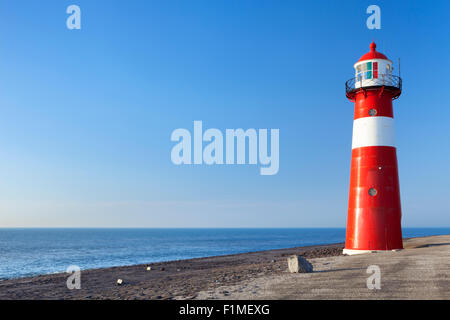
[0,0,449,227]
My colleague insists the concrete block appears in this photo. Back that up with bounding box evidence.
[287,255,313,273]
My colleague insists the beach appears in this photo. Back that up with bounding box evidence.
[0,235,449,300]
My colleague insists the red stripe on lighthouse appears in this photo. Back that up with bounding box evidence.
[354,90,393,120]
[346,146,403,250]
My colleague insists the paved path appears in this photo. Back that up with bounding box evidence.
[195,235,450,299]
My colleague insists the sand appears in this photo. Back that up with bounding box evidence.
[194,235,450,300]
[0,242,343,300]
[0,235,448,300]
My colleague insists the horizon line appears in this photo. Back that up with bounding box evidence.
[1,227,449,229]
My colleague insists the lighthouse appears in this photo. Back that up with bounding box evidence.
[344,42,403,255]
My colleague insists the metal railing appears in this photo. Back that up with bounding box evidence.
[345,74,402,100]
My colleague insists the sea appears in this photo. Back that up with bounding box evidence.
[0,228,449,280]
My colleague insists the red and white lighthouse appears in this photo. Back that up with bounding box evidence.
[344,42,403,255]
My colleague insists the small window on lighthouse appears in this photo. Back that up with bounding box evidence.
[366,62,372,79]
[368,188,377,197]
[361,63,367,78]
[356,65,362,81]
[387,63,393,75]
[373,62,378,79]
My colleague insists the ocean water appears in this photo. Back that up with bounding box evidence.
[0,228,449,280]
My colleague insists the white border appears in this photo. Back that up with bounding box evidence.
[343,248,403,255]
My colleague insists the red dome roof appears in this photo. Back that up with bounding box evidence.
[358,42,389,62]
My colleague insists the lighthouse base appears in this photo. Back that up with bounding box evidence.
[343,248,403,255]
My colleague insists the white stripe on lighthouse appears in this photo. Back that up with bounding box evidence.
[352,116,395,149]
